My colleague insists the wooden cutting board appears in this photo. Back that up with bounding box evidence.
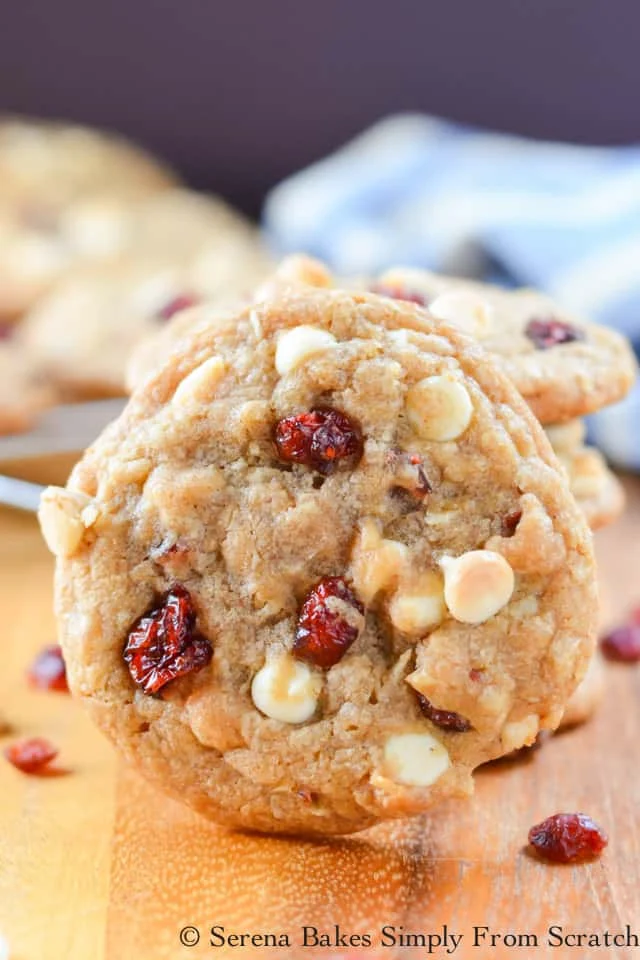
[1,478,639,960]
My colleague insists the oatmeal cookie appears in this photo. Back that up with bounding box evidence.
[41,284,597,835]
[20,191,272,397]
[559,651,605,729]
[0,331,52,434]
[0,117,177,320]
[129,256,637,430]
[373,266,637,424]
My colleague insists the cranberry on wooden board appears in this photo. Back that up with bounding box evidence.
[4,737,58,774]
[528,813,608,863]
[123,586,212,695]
[274,408,363,475]
[600,623,640,662]
[27,645,68,692]
[525,317,584,350]
[294,577,364,668]
[416,693,472,732]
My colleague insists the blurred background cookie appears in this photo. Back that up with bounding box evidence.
[559,651,606,730]
[18,190,272,398]
[0,333,53,434]
[0,117,178,323]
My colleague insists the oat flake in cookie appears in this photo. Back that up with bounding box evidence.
[40,283,597,836]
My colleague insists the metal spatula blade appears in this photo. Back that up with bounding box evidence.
[0,398,127,512]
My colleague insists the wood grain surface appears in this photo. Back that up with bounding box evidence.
[1,477,639,960]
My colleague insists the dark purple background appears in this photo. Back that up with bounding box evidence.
[1,0,638,214]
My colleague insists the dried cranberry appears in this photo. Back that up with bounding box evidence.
[123,586,212,695]
[294,577,364,668]
[528,813,608,863]
[525,317,584,350]
[4,737,58,774]
[386,449,432,504]
[274,408,363,475]
[501,509,522,538]
[417,693,472,732]
[370,283,428,307]
[297,788,318,805]
[156,293,199,322]
[600,623,640,662]
[27,645,68,692]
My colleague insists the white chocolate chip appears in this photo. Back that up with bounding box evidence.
[429,290,495,336]
[544,419,586,454]
[388,571,446,635]
[172,356,226,408]
[275,325,337,375]
[440,550,515,624]
[383,732,450,787]
[406,374,473,442]
[38,487,94,558]
[350,520,408,604]
[251,654,322,724]
[275,255,334,289]
[255,255,334,300]
[501,714,539,753]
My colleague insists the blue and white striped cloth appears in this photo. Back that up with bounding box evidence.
[264,114,640,469]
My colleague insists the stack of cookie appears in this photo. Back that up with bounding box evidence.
[39,254,633,836]
[0,117,271,429]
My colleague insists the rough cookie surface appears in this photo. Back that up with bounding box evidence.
[374,267,638,424]
[45,284,597,835]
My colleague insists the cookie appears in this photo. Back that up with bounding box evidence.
[40,283,597,835]
[20,191,272,398]
[259,259,627,531]
[0,117,177,320]
[373,266,637,424]
[0,117,176,207]
[0,331,52,434]
[19,259,198,398]
[125,299,239,394]
[545,421,625,531]
[559,651,605,729]
[131,256,637,427]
